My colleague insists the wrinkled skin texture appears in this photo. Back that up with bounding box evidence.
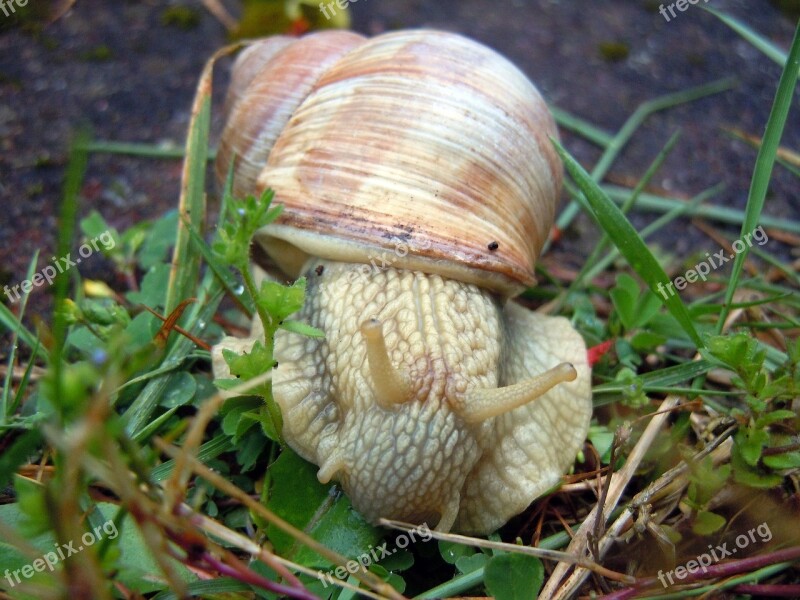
[214,259,591,534]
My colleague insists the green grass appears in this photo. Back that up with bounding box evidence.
[1,10,799,600]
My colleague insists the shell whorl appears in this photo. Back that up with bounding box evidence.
[217,30,562,296]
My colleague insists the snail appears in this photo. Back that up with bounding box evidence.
[212,29,593,535]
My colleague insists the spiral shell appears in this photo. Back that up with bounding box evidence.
[217,30,562,295]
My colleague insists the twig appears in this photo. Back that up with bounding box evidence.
[540,393,683,599]
[599,547,800,599]
[156,440,407,600]
[731,583,800,597]
[379,519,635,584]
[201,0,238,32]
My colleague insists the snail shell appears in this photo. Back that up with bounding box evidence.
[216,29,562,295]
[213,30,592,534]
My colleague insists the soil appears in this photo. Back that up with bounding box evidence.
[0,0,797,318]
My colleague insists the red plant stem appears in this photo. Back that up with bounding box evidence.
[731,584,800,597]
[202,552,321,600]
[599,546,800,600]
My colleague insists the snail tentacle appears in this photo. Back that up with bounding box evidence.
[360,319,413,409]
[457,362,577,424]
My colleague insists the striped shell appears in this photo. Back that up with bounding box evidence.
[217,30,562,296]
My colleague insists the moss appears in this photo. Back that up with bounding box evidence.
[598,41,630,62]
[161,6,202,30]
[35,153,53,168]
[80,44,113,62]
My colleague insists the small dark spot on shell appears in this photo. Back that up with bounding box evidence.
[274,362,279,368]
[487,241,499,251]
[315,264,324,276]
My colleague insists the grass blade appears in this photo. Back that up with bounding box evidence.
[567,130,682,293]
[553,139,703,348]
[550,106,613,148]
[78,140,195,159]
[600,185,800,234]
[717,19,800,331]
[164,93,211,317]
[0,303,40,354]
[593,359,713,394]
[554,78,736,237]
[51,131,90,420]
[2,251,40,423]
[704,7,795,72]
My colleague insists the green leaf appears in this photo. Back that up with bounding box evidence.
[731,444,783,488]
[138,210,178,269]
[265,450,380,567]
[126,263,171,309]
[0,502,195,595]
[220,396,262,441]
[692,511,727,536]
[735,428,769,466]
[212,188,281,271]
[0,430,42,490]
[552,139,703,347]
[379,549,415,572]
[159,371,197,408]
[224,342,273,384]
[609,273,638,330]
[439,540,476,565]
[258,277,308,325]
[281,319,325,338]
[755,410,797,428]
[455,552,488,574]
[588,426,615,464]
[484,553,544,600]
[630,330,667,351]
[763,450,800,470]
[13,475,50,536]
[151,435,233,482]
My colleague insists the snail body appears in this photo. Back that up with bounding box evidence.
[213,30,592,534]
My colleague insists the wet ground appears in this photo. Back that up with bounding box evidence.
[0,0,797,316]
